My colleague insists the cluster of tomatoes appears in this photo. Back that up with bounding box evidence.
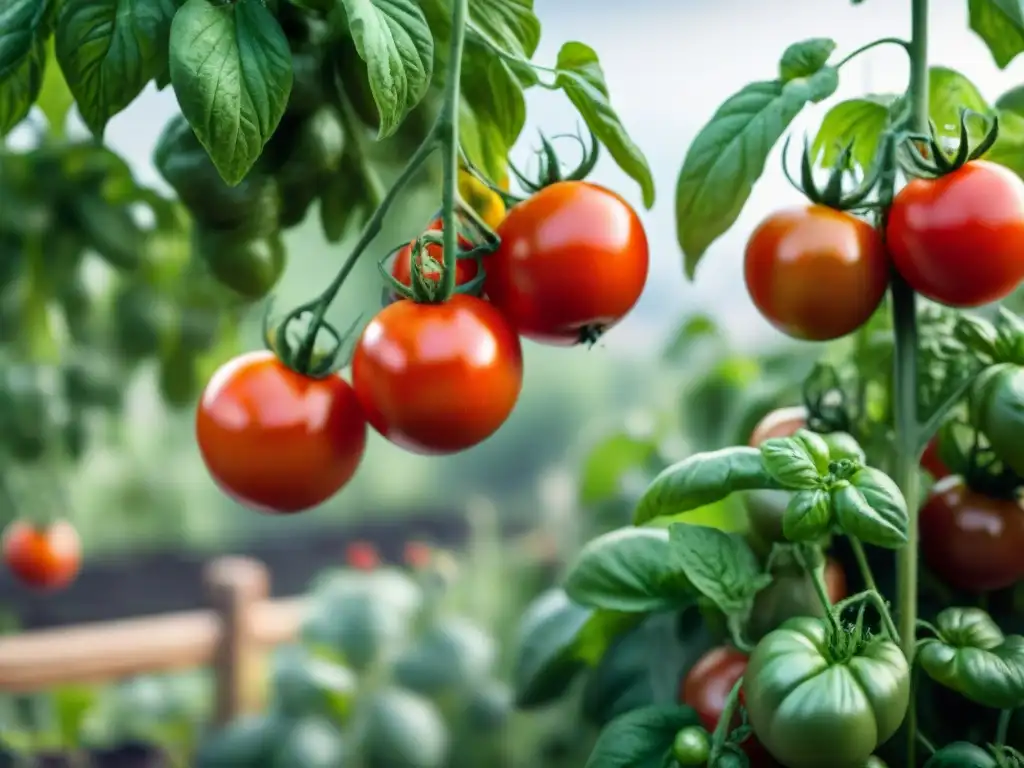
[745,160,1024,341]
[195,178,650,514]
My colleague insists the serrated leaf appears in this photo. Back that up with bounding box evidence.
[554,41,654,209]
[0,0,49,136]
[812,95,895,170]
[55,0,177,137]
[335,0,433,140]
[675,68,839,280]
[169,0,293,186]
[970,0,1024,69]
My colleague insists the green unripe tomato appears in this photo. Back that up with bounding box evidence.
[193,228,286,301]
[671,725,710,765]
[744,617,910,768]
[923,741,997,767]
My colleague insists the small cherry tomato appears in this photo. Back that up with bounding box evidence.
[919,475,1024,592]
[921,437,950,481]
[196,351,368,513]
[745,206,890,341]
[888,161,1024,307]
[345,542,379,571]
[2,520,81,590]
[390,218,478,293]
[458,169,507,230]
[672,725,711,765]
[486,181,649,345]
[748,406,808,447]
[403,541,432,569]
[352,295,523,454]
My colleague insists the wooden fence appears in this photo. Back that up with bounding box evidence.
[0,557,302,726]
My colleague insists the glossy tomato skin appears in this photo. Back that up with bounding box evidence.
[745,206,890,341]
[390,218,478,292]
[3,520,81,590]
[887,161,1024,307]
[748,406,807,447]
[196,351,368,513]
[351,295,523,454]
[919,475,1024,592]
[680,648,775,766]
[486,181,649,345]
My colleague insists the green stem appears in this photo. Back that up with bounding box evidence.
[848,536,878,593]
[708,680,743,763]
[832,589,900,643]
[895,3,929,766]
[835,37,911,69]
[996,708,1013,746]
[438,0,469,300]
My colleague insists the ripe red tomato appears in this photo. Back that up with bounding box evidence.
[748,406,808,447]
[887,161,1024,307]
[196,351,368,513]
[744,206,890,341]
[2,520,81,590]
[920,475,1024,592]
[351,295,523,454]
[921,437,950,481]
[345,542,379,571]
[390,218,478,291]
[680,648,775,766]
[485,181,649,345]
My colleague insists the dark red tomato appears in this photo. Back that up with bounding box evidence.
[485,181,649,345]
[2,520,81,590]
[680,648,775,766]
[887,161,1024,307]
[921,437,951,481]
[748,406,808,447]
[745,206,890,341]
[920,475,1024,592]
[196,351,368,513]
[390,218,478,291]
[351,295,523,454]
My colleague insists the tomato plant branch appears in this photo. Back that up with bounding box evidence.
[997,708,1013,746]
[833,589,901,643]
[834,37,911,69]
[437,0,470,300]
[847,535,878,593]
[707,679,743,763]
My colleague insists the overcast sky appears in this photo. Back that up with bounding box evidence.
[80,1,1024,355]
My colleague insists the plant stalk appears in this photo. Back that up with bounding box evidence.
[438,0,469,299]
[894,0,929,764]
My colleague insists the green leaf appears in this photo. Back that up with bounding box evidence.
[55,0,176,137]
[782,488,834,541]
[53,685,98,748]
[512,589,593,708]
[363,689,447,768]
[832,467,908,549]
[634,447,778,526]
[271,646,357,724]
[584,704,698,768]
[821,431,866,464]
[553,41,654,209]
[0,0,48,137]
[272,717,348,768]
[759,436,823,489]
[970,0,1024,69]
[579,431,658,507]
[318,149,372,243]
[996,84,1024,114]
[35,36,74,137]
[990,109,1024,179]
[334,0,433,140]
[668,523,769,614]
[779,38,836,81]
[812,95,896,171]
[169,0,293,185]
[919,607,1024,710]
[460,44,525,183]
[928,66,991,139]
[565,527,692,613]
[196,715,284,767]
[675,68,839,279]
[468,0,540,61]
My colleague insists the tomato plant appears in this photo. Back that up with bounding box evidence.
[196,351,367,513]
[390,218,478,293]
[2,519,81,590]
[485,181,650,345]
[919,476,1024,593]
[887,161,1024,308]
[352,296,523,454]
[744,206,890,341]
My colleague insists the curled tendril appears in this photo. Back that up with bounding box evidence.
[781,132,889,210]
[262,299,362,378]
[508,125,600,193]
[898,108,1000,178]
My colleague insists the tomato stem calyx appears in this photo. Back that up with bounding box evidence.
[900,109,1000,179]
[508,127,600,194]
